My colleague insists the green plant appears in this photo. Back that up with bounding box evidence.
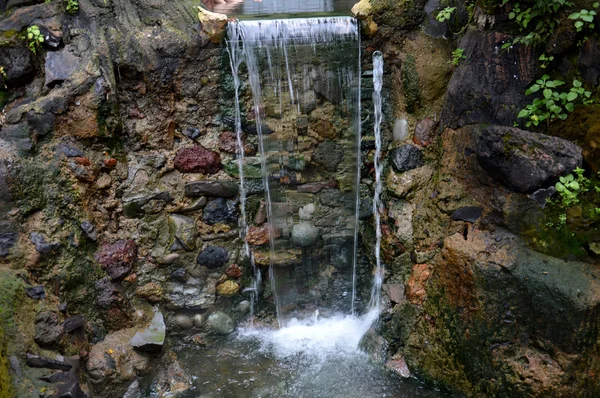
[502,0,573,48]
[449,48,466,66]
[517,75,592,128]
[436,6,456,23]
[568,3,599,32]
[26,25,44,54]
[555,170,585,207]
[65,0,78,14]
[538,53,554,69]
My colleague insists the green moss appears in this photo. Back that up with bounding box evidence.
[370,0,427,35]
[0,328,13,398]
[402,55,421,114]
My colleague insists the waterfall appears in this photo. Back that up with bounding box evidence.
[368,51,384,309]
[227,17,361,325]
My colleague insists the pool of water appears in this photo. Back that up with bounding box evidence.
[175,311,445,398]
[204,0,357,17]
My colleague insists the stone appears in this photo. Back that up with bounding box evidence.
[202,198,238,225]
[236,300,251,314]
[389,201,415,249]
[161,253,180,265]
[312,140,343,171]
[182,126,201,140]
[192,314,204,328]
[451,207,484,223]
[206,312,234,335]
[196,246,229,269]
[0,232,17,257]
[182,197,208,212]
[94,277,121,307]
[153,359,191,397]
[441,31,539,128]
[530,187,557,209]
[302,90,317,113]
[292,221,319,247]
[34,311,64,346]
[246,225,269,246]
[393,119,409,142]
[219,131,256,156]
[197,6,228,44]
[59,144,84,158]
[170,268,187,281]
[123,381,141,398]
[26,354,72,371]
[590,242,600,256]
[254,200,267,225]
[387,165,433,199]
[406,263,432,305]
[216,280,240,296]
[174,145,221,174]
[135,283,163,303]
[390,145,424,173]
[130,312,166,352]
[173,314,193,330]
[225,264,242,279]
[413,118,437,147]
[0,47,33,84]
[25,285,46,300]
[80,221,98,241]
[95,240,137,280]
[382,284,405,304]
[30,232,60,254]
[297,182,331,194]
[386,357,412,378]
[476,125,583,193]
[299,203,316,221]
[1,123,33,154]
[55,380,86,398]
[62,315,85,333]
[45,48,80,86]
[168,214,197,251]
[185,181,238,198]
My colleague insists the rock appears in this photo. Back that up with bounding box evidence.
[80,221,98,241]
[0,232,17,257]
[197,246,229,269]
[59,144,84,158]
[202,198,238,225]
[476,125,583,193]
[219,131,256,156]
[197,6,228,44]
[390,145,424,173]
[95,240,137,280]
[182,197,208,212]
[168,214,197,251]
[226,264,242,279]
[299,203,316,221]
[206,312,234,335]
[590,242,600,256]
[30,232,60,254]
[297,182,331,194]
[0,47,33,84]
[45,48,80,86]
[386,357,412,378]
[26,354,72,371]
[130,312,166,352]
[292,221,319,247]
[413,118,437,146]
[182,126,201,140]
[170,268,187,281]
[393,119,409,142]
[441,31,539,128]
[387,165,433,199]
[312,140,343,171]
[382,284,405,304]
[135,283,163,303]
[451,207,484,223]
[62,315,85,333]
[236,300,251,314]
[351,0,378,35]
[40,371,72,383]
[406,263,432,305]
[254,200,267,225]
[216,280,240,296]
[173,314,193,330]
[25,285,46,300]
[152,359,191,397]
[578,39,600,86]
[123,380,141,398]
[161,253,180,265]
[185,181,238,198]
[174,145,221,174]
[246,225,269,246]
[55,380,86,398]
[34,311,64,346]
[94,277,121,307]
[302,90,317,113]
[123,192,173,219]
[192,314,204,328]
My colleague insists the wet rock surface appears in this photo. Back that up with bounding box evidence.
[174,145,221,174]
[196,246,229,269]
[95,240,138,280]
[389,145,424,173]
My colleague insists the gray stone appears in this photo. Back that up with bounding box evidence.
[292,221,319,247]
[170,267,187,281]
[196,246,228,269]
[0,232,17,257]
[476,125,583,193]
[123,380,142,398]
[202,198,238,225]
[451,207,484,223]
[185,181,238,198]
[0,47,33,84]
[302,90,317,113]
[236,300,251,314]
[62,315,85,333]
[80,221,98,241]
[206,311,234,335]
[530,187,557,209]
[30,232,60,254]
[173,314,193,330]
[45,48,80,87]
[392,119,408,141]
[25,285,46,300]
[192,314,204,328]
[390,145,424,173]
[26,353,72,371]
[1,123,33,154]
[162,253,180,265]
[312,140,343,171]
[183,126,201,140]
[182,197,207,212]
[168,214,197,251]
[34,311,63,346]
[130,312,166,352]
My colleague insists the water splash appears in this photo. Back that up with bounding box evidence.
[368,51,384,309]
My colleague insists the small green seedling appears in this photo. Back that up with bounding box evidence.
[436,7,455,23]
[569,3,599,32]
[26,25,44,54]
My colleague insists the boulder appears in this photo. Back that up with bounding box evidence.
[389,145,424,173]
[476,125,582,193]
[45,47,80,86]
[196,246,229,269]
[197,6,227,44]
[206,312,234,335]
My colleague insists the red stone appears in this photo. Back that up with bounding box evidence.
[74,157,91,166]
[246,225,269,246]
[219,131,256,156]
[103,158,117,168]
[413,118,437,147]
[174,145,221,174]
[95,239,137,280]
[225,264,242,279]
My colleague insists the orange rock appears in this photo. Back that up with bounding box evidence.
[225,264,242,279]
[103,158,118,168]
[74,157,91,166]
[246,225,269,246]
[406,263,432,305]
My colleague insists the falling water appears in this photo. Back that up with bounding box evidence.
[227,17,361,325]
[368,51,384,309]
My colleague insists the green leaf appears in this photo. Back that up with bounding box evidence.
[556,182,566,192]
[569,12,580,19]
[517,109,529,118]
[573,79,582,87]
[528,84,541,93]
[543,88,552,99]
[571,181,580,190]
[565,103,575,112]
[582,15,594,22]
[553,80,565,86]
[567,91,578,101]
[594,2,599,7]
